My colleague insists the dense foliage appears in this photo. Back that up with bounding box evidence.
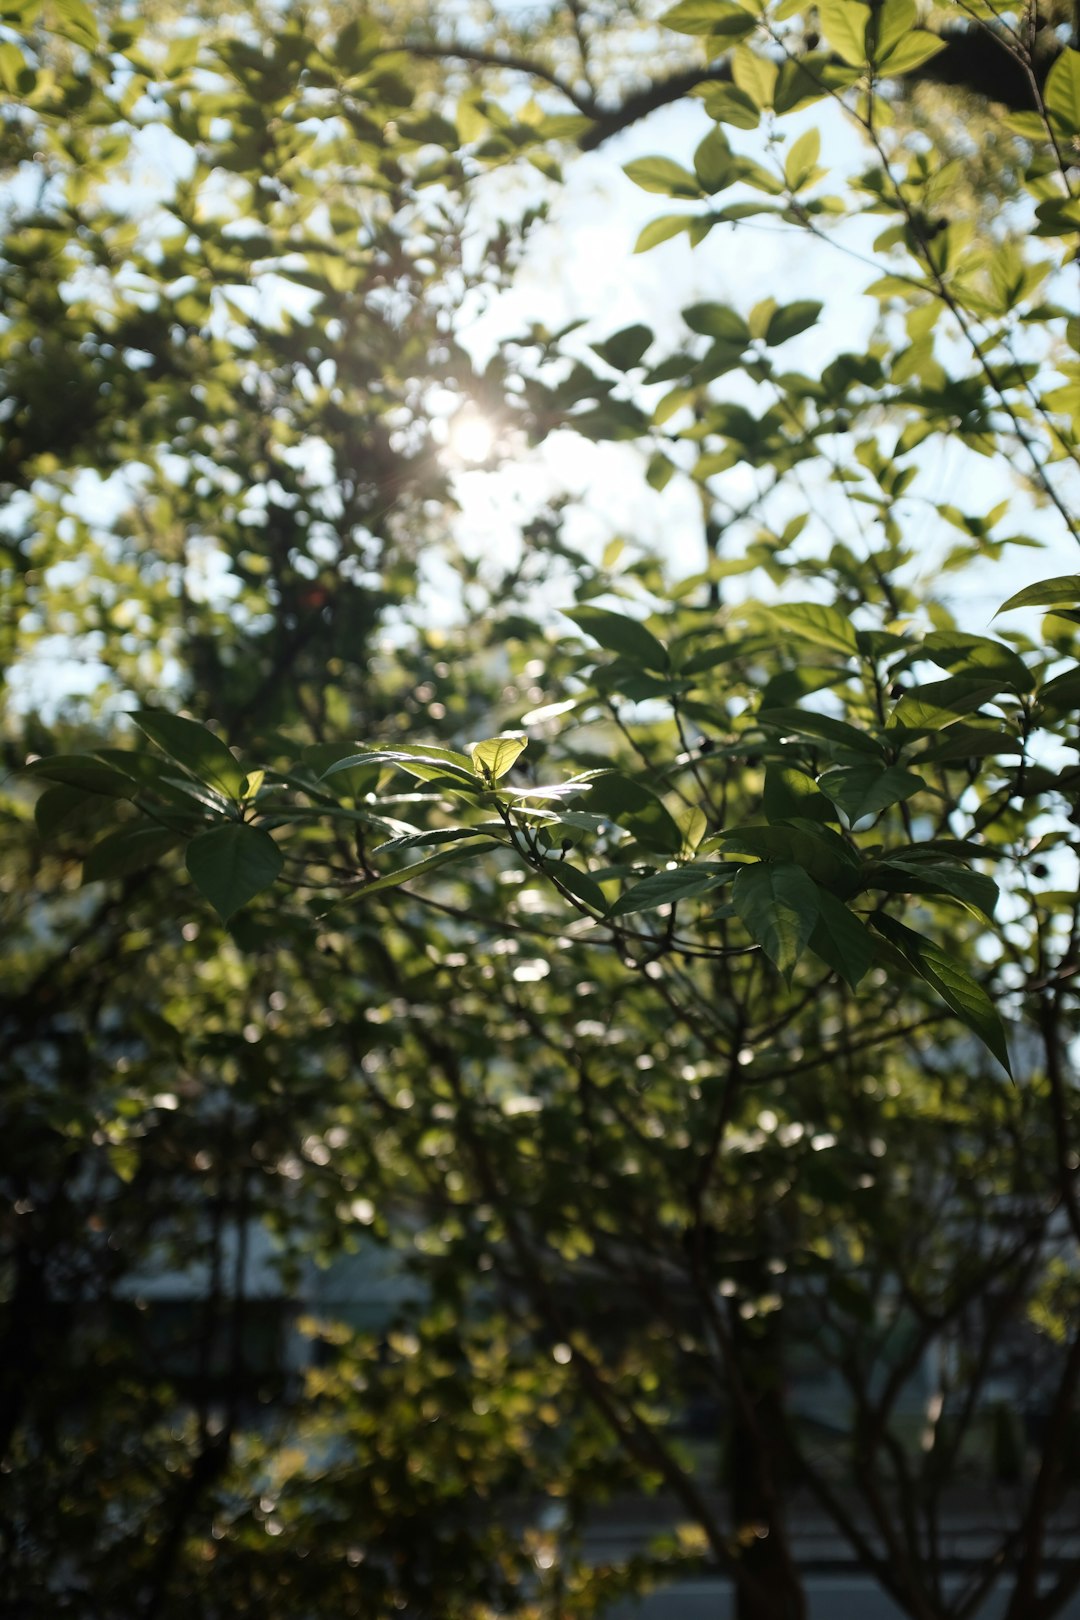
[5,3,1080,1618]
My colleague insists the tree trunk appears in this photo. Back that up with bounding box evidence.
[729,1305,806,1620]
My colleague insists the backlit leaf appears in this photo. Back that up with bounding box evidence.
[470,735,528,781]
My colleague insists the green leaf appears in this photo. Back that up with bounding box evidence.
[764,765,835,824]
[774,52,856,113]
[694,126,735,192]
[587,774,683,854]
[83,826,181,883]
[634,214,693,253]
[0,40,26,90]
[757,707,886,758]
[609,861,736,917]
[661,0,757,36]
[591,324,653,370]
[1045,47,1080,135]
[816,0,870,66]
[53,0,98,49]
[997,575,1080,614]
[347,840,498,900]
[623,157,704,199]
[765,601,859,656]
[543,858,609,913]
[890,676,1003,729]
[867,0,915,59]
[322,747,477,786]
[470,735,528,781]
[567,606,669,670]
[26,755,134,799]
[919,632,1034,693]
[876,31,946,73]
[186,825,284,921]
[809,888,872,988]
[34,783,89,836]
[818,763,926,823]
[764,300,822,346]
[722,823,860,892]
[133,712,246,799]
[698,83,761,129]
[375,825,502,853]
[732,861,821,978]
[869,858,998,921]
[784,127,821,189]
[731,44,778,108]
[872,915,1011,1075]
[683,301,750,343]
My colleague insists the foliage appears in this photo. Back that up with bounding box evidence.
[6,3,1080,1620]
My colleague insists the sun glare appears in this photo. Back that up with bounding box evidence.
[446,406,496,466]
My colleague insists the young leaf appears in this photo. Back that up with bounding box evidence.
[699,83,760,129]
[634,214,693,253]
[53,0,98,49]
[732,861,821,977]
[470,735,528,781]
[133,712,246,799]
[817,0,870,66]
[1044,47,1080,135]
[661,0,757,37]
[186,825,284,921]
[876,31,946,73]
[784,127,821,189]
[683,301,750,343]
[694,126,736,192]
[623,157,704,198]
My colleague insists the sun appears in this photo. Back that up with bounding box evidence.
[446,405,497,466]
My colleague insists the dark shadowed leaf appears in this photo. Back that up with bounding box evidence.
[84,826,181,883]
[997,574,1080,614]
[609,862,737,917]
[819,763,926,823]
[732,861,820,977]
[186,825,284,920]
[134,712,246,798]
[567,607,669,671]
[809,888,872,987]
[872,915,1011,1074]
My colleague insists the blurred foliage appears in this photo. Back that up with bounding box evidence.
[6,4,1080,1620]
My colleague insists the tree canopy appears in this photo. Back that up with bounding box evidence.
[5,3,1080,1619]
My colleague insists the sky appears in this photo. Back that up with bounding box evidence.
[9,14,1080,716]
[440,88,1080,641]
